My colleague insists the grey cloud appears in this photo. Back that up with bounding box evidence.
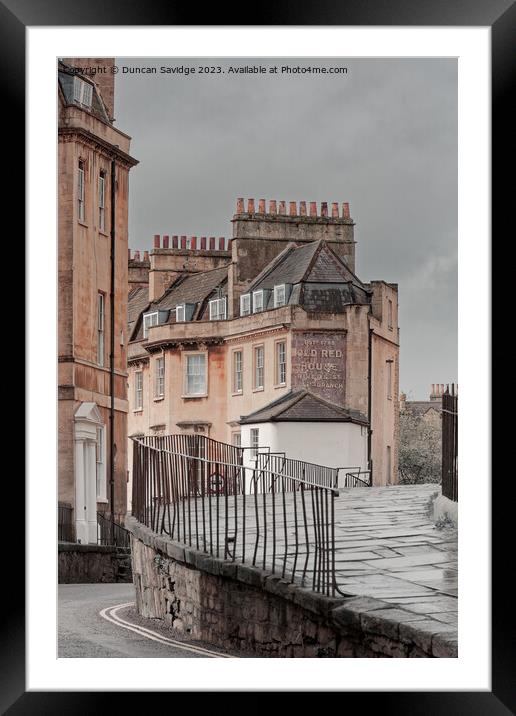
[116,57,457,399]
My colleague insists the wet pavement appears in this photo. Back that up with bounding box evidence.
[331,485,457,624]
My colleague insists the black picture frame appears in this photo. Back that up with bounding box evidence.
[7,0,510,710]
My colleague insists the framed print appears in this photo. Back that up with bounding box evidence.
[7,0,512,709]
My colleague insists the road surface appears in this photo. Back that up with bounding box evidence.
[58,583,239,658]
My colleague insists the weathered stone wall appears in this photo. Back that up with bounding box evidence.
[58,543,132,584]
[127,517,457,658]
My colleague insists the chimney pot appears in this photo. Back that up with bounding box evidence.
[134,250,140,261]
[218,237,225,250]
[209,236,216,250]
[247,198,255,213]
[258,199,266,213]
[309,202,317,217]
[172,235,178,248]
[269,200,277,214]
[321,202,328,217]
[180,236,187,249]
[331,202,339,218]
[289,201,297,216]
[342,202,350,219]
[143,250,149,261]
[299,201,307,216]
[278,201,286,215]
[200,236,207,250]
[190,236,197,250]
[163,235,170,248]
[153,234,160,248]
[236,198,244,213]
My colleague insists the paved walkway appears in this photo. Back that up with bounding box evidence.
[332,485,457,624]
[160,483,457,626]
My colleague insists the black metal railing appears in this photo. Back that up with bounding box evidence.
[97,512,131,549]
[442,384,458,501]
[338,467,372,488]
[131,435,340,596]
[58,502,75,542]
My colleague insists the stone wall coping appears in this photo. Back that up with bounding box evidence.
[58,542,126,554]
[125,515,458,657]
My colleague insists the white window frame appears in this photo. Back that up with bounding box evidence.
[143,311,159,339]
[135,371,143,410]
[73,77,93,107]
[274,284,286,308]
[252,290,264,313]
[276,340,286,386]
[232,432,242,448]
[209,297,226,321]
[254,345,264,390]
[97,292,105,367]
[78,161,85,222]
[233,350,243,394]
[250,428,260,458]
[240,293,251,316]
[183,352,208,397]
[155,356,165,398]
[96,425,107,501]
[176,304,186,322]
[98,173,106,231]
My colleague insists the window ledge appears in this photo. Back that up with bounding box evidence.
[232,391,243,397]
[96,498,109,504]
[153,396,164,402]
[133,409,143,413]
[98,229,109,238]
[252,387,264,393]
[181,394,208,399]
[77,220,89,228]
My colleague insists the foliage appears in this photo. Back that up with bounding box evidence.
[398,409,441,484]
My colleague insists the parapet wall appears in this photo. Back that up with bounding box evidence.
[127,516,457,658]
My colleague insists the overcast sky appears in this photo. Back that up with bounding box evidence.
[116,57,457,400]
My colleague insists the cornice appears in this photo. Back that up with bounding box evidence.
[58,126,139,169]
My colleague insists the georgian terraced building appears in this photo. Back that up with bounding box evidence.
[58,59,138,543]
[127,199,399,498]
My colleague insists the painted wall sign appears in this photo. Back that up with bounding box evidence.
[291,331,346,405]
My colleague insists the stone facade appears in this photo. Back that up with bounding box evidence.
[58,543,132,584]
[58,59,138,536]
[127,201,399,490]
[127,516,457,658]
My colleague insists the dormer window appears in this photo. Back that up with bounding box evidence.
[209,297,226,321]
[143,312,159,338]
[240,293,251,316]
[274,284,291,307]
[253,290,264,313]
[274,284,286,307]
[73,77,93,108]
[176,305,185,322]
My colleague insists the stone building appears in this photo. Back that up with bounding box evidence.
[58,58,138,543]
[127,199,399,497]
[399,383,447,428]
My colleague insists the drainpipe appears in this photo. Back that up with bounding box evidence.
[109,158,116,538]
[367,327,373,484]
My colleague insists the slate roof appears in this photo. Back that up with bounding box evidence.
[246,240,371,311]
[128,286,150,333]
[404,401,442,418]
[58,61,110,123]
[239,390,368,425]
[130,264,229,341]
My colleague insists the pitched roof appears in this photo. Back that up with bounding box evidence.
[155,264,229,317]
[248,240,366,292]
[239,390,368,425]
[128,286,149,327]
[404,401,442,417]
